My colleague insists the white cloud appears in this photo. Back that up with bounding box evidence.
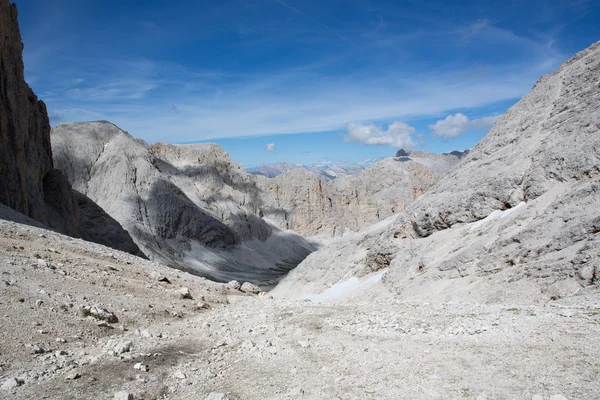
[34,20,562,143]
[345,122,417,149]
[429,113,498,138]
[265,143,276,152]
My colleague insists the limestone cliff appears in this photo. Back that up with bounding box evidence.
[51,122,316,284]
[0,0,144,257]
[260,158,438,236]
[273,41,600,303]
[52,121,442,282]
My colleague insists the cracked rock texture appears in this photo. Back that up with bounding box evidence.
[0,0,143,257]
[51,122,316,285]
[51,121,444,282]
[260,158,439,236]
[273,41,600,303]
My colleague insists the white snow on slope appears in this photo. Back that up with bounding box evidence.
[469,202,527,232]
[301,268,388,303]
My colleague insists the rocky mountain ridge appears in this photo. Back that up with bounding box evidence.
[259,158,439,236]
[0,0,143,257]
[51,121,443,281]
[247,161,373,181]
[273,40,600,304]
[1,2,599,398]
[51,122,317,284]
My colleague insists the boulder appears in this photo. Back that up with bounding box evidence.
[240,282,261,294]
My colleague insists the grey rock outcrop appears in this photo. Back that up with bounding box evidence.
[52,119,446,282]
[395,149,467,176]
[247,161,369,181]
[410,42,600,237]
[0,0,72,228]
[273,41,600,303]
[51,122,316,284]
[259,158,438,236]
[0,0,143,257]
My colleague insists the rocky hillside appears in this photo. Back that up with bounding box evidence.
[51,121,443,281]
[396,149,468,175]
[0,0,143,257]
[273,41,600,304]
[51,122,316,285]
[0,0,74,232]
[2,218,598,400]
[247,161,369,181]
[260,158,438,236]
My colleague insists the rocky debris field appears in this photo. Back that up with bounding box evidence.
[1,219,599,400]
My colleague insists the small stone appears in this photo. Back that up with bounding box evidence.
[226,280,241,291]
[35,299,43,307]
[286,387,305,397]
[86,304,119,323]
[138,329,152,338]
[577,265,595,285]
[196,302,210,310]
[173,370,186,379]
[56,338,67,343]
[113,340,133,355]
[241,340,256,350]
[151,271,171,283]
[240,282,261,294]
[97,322,109,328]
[1,377,24,390]
[133,362,149,372]
[205,393,230,400]
[176,287,192,299]
[298,340,310,348]
[65,372,81,380]
[114,391,134,400]
[31,344,45,354]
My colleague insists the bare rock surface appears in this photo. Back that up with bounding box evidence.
[260,157,439,236]
[0,0,74,231]
[399,149,468,176]
[0,220,598,399]
[0,0,143,257]
[247,161,369,181]
[51,122,317,285]
[272,41,600,304]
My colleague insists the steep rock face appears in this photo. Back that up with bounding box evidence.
[247,161,369,181]
[401,150,466,176]
[52,122,315,284]
[260,158,438,236]
[0,1,144,257]
[53,121,442,282]
[273,41,600,303]
[410,43,600,237]
[0,0,57,223]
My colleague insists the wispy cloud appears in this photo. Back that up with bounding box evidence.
[19,0,575,145]
[273,0,346,39]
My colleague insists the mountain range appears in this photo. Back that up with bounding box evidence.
[0,1,599,398]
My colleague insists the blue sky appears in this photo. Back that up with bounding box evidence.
[16,0,600,166]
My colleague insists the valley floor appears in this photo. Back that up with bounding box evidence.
[1,220,599,400]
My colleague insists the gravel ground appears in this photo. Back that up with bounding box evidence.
[1,220,599,400]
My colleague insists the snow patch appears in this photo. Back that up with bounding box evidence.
[469,202,527,232]
[302,269,388,303]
